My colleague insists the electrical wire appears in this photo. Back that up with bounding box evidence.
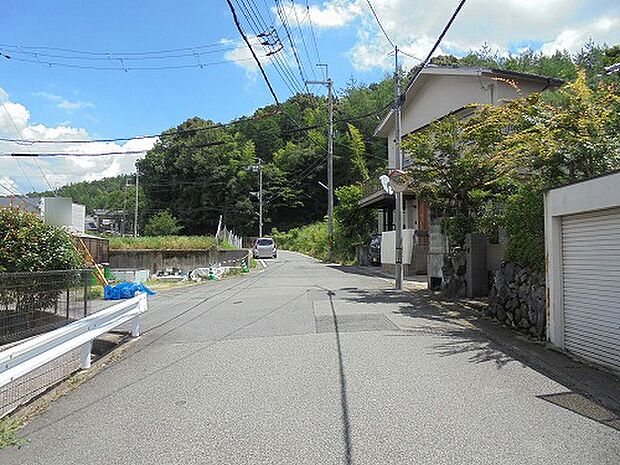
[306,0,322,64]
[0,109,283,145]
[235,0,303,95]
[228,0,282,103]
[0,44,238,63]
[0,54,261,71]
[274,0,309,92]
[291,1,317,80]
[402,0,468,94]
[0,101,51,193]
[0,41,238,57]
[364,0,395,49]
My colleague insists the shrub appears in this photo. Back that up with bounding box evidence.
[504,188,545,271]
[143,210,183,236]
[0,207,83,273]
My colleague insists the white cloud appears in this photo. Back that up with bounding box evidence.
[34,91,95,112]
[541,15,620,55]
[222,37,266,73]
[280,0,620,71]
[278,0,361,28]
[0,87,156,194]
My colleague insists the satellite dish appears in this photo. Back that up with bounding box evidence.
[379,175,394,195]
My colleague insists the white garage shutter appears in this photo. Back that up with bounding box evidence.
[562,207,620,373]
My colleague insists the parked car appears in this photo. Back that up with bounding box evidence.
[368,234,381,266]
[253,237,277,259]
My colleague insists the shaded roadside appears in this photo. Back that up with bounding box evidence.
[338,281,620,431]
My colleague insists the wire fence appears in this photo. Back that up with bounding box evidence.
[0,269,93,346]
[0,269,96,418]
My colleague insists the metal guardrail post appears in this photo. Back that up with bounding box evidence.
[83,270,89,317]
[81,341,93,369]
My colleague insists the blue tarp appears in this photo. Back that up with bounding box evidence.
[104,282,157,300]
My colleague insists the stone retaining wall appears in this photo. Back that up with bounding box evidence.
[487,262,546,338]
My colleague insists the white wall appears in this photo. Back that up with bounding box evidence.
[381,229,416,265]
[544,171,620,347]
[71,203,86,234]
[386,73,549,168]
[42,197,73,228]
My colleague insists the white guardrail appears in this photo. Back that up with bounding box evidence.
[0,293,148,389]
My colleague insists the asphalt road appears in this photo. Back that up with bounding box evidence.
[2,251,619,464]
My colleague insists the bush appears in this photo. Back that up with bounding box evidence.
[272,184,376,263]
[504,188,545,271]
[143,210,182,236]
[0,207,83,272]
[272,222,330,261]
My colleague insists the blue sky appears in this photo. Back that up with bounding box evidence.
[1,0,619,194]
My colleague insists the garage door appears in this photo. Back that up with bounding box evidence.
[562,207,620,372]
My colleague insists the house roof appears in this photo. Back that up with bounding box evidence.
[374,66,564,137]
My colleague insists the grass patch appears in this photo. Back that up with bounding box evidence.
[109,236,234,250]
[0,417,26,449]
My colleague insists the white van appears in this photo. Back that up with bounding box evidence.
[253,237,277,259]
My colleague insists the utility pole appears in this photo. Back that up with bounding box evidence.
[306,64,334,260]
[393,46,404,290]
[134,164,139,238]
[258,158,263,238]
[250,159,264,237]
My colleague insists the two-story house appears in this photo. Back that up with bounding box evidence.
[359,66,563,276]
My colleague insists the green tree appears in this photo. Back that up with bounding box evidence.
[143,210,183,236]
[139,117,257,235]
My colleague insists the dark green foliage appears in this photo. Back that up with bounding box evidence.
[138,117,256,235]
[143,210,182,236]
[504,189,545,271]
[333,184,376,261]
[0,208,83,272]
[273,184,376,263]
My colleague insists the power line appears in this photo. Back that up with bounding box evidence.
[274,0,309,92]
[0,109,283,145]
[0,101,52,193]
[291,1,317,80]
[227,0,281,104]
[364,0,395,49]
[0,44,238,63]
[0,41,237,57]
[0,140,229,157]
[403,0,468,94]
[306,1,322,64]
[0,53,261,71]
[236,0,304,94]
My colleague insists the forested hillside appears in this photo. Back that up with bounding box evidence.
[37,43,619,237]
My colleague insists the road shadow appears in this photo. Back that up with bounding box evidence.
[327,290,354,465]
[326,264,428,286]
[337,286,620,428]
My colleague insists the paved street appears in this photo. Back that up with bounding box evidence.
[2,251,619,465]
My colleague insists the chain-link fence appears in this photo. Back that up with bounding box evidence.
[0,269,93,346]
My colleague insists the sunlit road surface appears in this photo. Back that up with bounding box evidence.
[2,251,619,465]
